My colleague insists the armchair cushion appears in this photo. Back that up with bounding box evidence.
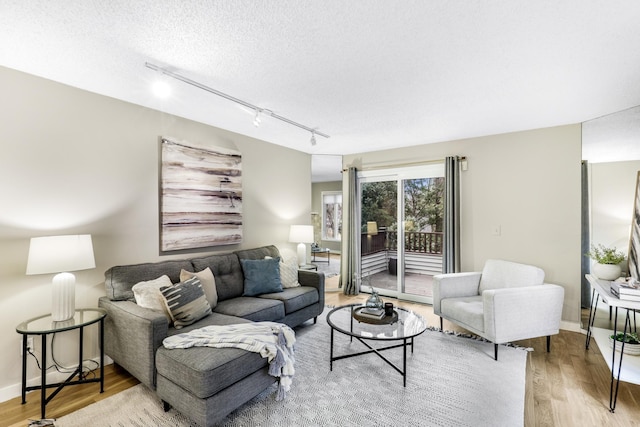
[478,259,544,293]
[440,295,484,332]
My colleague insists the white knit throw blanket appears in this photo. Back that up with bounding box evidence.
[162,322,296,400]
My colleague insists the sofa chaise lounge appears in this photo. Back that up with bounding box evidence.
[98,245,324,426]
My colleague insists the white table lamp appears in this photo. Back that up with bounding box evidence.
[289,225,314,267]
[26,235,96,321]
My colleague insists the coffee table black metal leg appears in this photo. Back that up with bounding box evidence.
[403,338,407,387]
[330,327,334,371]
[349,307,354,342]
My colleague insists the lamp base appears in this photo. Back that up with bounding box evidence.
[52,272,75,321]
[297,242,306,267]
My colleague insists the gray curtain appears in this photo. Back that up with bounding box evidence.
[340,167,361,294]
[581,160,591,308]
[443,156,461,273]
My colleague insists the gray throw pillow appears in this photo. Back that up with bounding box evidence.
[160,276,211,329]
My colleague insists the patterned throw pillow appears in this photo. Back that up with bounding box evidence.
[241,257,284,296]
[160,277,212,329]
[132,275,173,320]
[180,267,218,308]
[279,256,301,288]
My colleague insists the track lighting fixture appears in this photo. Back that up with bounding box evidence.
[145,62,330,143]
[253,109,262,127]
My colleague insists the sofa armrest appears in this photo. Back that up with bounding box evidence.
[297,270,325,309]
[98,296,169,389]
[432,272,481,315]
[482,284,564,343]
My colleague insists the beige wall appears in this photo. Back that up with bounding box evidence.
[344,125,583,326]
[0,66,311,400]
[311,181,342,253]
[589,160,640,274]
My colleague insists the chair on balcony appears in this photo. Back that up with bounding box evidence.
[433,259,564,360]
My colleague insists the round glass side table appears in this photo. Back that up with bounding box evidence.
[16,308,107,419]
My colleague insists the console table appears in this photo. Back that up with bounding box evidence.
[16,308,106,419]
[585,274,640,412]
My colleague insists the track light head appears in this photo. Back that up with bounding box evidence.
[310,131,317,146]
[253,109,262,127]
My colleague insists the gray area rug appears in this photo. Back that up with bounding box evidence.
[57,309,526,427]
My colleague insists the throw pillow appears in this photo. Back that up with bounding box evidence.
[240,257,284,296]
[132,275,173,320]
[275,256,301,288]
[160,276,212,329]
[180,267,218,308]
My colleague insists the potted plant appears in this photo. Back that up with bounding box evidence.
[587,244,625,280]
[609,331,640,355]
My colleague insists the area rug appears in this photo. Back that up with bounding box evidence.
[57,309,527,427]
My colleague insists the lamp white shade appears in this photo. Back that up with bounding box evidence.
[26,235,96,321]
[289,225,314,267]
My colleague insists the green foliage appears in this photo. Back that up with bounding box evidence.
[586,244,626,265]
[404,177,444,232]
[611,332,640,344]
[361,178,444,233]
[361,181,397,231]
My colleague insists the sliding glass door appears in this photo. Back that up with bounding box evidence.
[359,164,444,304]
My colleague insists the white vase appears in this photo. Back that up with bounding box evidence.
[593,263,622,281]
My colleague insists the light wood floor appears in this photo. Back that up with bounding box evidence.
[3,284,640,427]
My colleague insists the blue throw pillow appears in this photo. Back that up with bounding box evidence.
[241,257,284,296]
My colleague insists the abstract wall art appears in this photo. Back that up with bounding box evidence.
[629,171,640,283]
[160,137,242,251]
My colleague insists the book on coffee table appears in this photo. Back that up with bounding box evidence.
[358,307,385,319]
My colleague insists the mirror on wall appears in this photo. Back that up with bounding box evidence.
[311,155,343,253]
[582,105,640,329]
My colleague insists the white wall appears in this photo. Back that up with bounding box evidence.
[344,125,582,325]
[0,66,311,400]
[589,161,640,273]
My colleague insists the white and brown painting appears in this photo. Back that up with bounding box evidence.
[630,171,640,283]
[160,137,242,251]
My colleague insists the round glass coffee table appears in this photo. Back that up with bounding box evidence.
[326,303,427,386]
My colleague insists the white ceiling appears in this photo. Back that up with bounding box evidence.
[2,1,640,177]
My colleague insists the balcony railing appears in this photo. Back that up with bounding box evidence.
[362,231,443,256]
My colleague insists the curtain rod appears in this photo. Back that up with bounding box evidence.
[342,156,466,172]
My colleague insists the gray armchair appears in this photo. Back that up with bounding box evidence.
[433,259,564,360]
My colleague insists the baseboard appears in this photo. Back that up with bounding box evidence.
[560,320,582,333]
[0,355,113,404]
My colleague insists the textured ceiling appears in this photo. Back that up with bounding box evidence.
[2,1,640,173]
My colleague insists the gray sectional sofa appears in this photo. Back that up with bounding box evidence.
[98,245,324,426]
